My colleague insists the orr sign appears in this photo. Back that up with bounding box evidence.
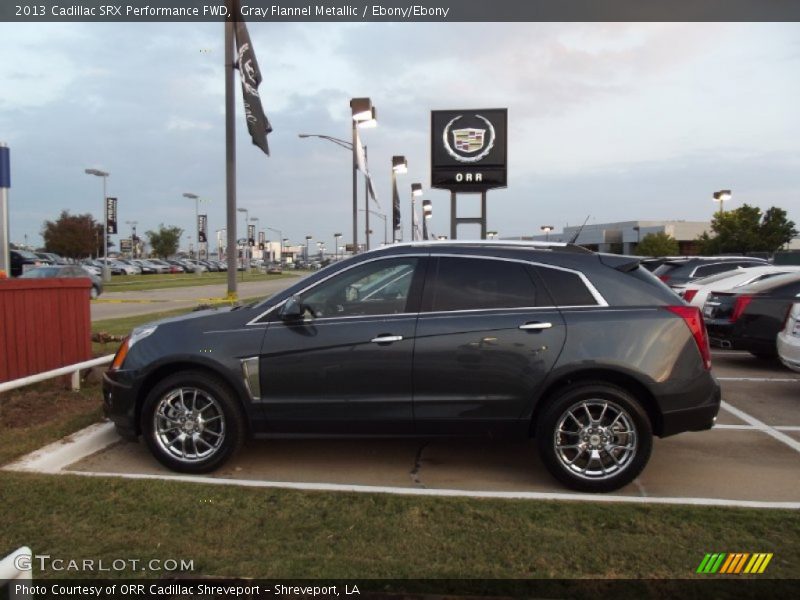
[431,109,507,192]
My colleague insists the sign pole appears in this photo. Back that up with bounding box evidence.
[224,3,237,300]
[450,191,456,240]
[0,143,9,277]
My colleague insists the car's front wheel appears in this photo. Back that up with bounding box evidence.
[536,382,652,493]
[141,371,245,473]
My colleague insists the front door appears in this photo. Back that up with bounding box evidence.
[259,256,425,434]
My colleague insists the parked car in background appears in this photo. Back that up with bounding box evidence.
[9,249,44,277]
[704,272,800,357]
[109,259,140,275]
[777,302,800,373]
[653,256,768,288]
[199,260,219,272]
[114,259,143,275]
[675,265,800,308]
[104,241,720,493]
[19,264,103,299]
[146,259,174,274]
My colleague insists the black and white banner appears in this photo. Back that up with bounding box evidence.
[198,214,207,243]
[105,197,117,234]
[234,15,272,155]
[247,224,256,246]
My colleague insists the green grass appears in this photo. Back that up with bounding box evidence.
[102,270,298,293]
[0,471,798,581]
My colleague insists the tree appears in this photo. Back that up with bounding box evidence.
[698,204,797,254]
[146,224,183,259]
[635,232,680,257]
[41,210,106,258]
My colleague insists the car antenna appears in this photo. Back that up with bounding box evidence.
[568,215,590,244]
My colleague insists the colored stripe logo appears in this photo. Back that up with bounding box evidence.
[697,553,773,574]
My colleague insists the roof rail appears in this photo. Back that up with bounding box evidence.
[380,240,592,253]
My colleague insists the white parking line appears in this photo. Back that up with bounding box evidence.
[717,377,800,382]
[713,424,800,432]
[720,401,800,454]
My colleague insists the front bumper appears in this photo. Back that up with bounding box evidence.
[660,378,721,437]
[103,369,140,440]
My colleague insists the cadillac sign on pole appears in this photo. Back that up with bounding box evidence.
[431,109,507,192]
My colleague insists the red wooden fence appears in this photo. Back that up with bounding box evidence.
[0,278,92,383]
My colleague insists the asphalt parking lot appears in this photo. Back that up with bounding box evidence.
[34,348,796,507]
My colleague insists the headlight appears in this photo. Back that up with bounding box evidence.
[110,325,157,371]
[129,324,157,348]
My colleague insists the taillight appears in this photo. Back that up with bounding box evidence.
[683,289,698,303]
[664,305,712,370]
[110,336,130,371]
[658,275,671,283]
[730,294,753,323]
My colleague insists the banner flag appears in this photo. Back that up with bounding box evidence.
[234,18,272,155]
[105,197,117,235]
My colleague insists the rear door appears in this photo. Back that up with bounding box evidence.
[412,255,566,435]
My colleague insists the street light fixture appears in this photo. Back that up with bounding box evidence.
[540,225,554,241]
[411,183,423,241]
[713,189,732,214]
[487,230,498,240]
[350,97,377,254]
[84,168,111,282]
[305,235,313,263]
[334,232,342,261]
[391,156,407,242]
[422,200,432,241]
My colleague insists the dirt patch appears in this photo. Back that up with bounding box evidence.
[0,382,102,429]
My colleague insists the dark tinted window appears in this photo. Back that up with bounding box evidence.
[535,266,598,306]
[428,257,536,311]
[653,262,685,276]
[694,263,740,277]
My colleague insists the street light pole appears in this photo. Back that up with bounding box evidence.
[713,189,731,214]
[334,233,342,260]
[237,207,249,275]
[125,220,138,258]
[411,183,422,241]
[305,235,313,264]
[540,225,554,241]
[183,192,202,276]
[350,97,376,254]
[84,168,111,282]
[392,156,407,242]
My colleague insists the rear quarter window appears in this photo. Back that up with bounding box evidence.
[534,266,597,306]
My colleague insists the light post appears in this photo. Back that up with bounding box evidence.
[250,216,260,261]
[265,226,283,263]
[713,189,731,214]
[350,98,376,254]
[422,200,432,241]
[411,183,423,241]
[334,232,342,260]
[125,220,138,258]
[392,156,407,242]
[305,235,313,264]
[237,207,249,273]
[216,229,226,261]
[282,238,289,263]
[540,225,554,241]
[84,168,111,282]
[317,241,325,260]
[358,210,387,246]
[183,192,205,276]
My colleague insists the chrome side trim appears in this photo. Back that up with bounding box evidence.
[240,357,261,401]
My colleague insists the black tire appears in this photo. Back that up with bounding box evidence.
[535,381,653,493]
[141,370,245,473]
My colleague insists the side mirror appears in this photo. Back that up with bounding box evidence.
[280,296,304,320]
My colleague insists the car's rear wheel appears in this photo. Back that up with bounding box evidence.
[141,371,245,473]
[536,382,652,493]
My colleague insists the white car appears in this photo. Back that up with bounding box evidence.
[675,265,800,308]
[777,302,800,373]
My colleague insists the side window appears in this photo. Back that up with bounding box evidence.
[426,257,537,312]
[694,263,735,277]
[535,266,598,306]
[300,258,418,318]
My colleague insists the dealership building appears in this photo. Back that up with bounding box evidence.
[518,220,711,255]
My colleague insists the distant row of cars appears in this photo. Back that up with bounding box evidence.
[653,255,800,371]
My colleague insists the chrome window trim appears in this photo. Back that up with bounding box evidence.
[245,251,608,326]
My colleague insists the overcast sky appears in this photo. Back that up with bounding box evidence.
[1,21,798,250]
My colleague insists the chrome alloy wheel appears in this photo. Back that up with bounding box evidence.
[153,387,226,463]
[553,399,638,481]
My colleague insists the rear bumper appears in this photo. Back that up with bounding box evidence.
[660,379,721,437]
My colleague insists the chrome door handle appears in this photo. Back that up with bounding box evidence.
[370,335,404,344]
[519,322,552,331]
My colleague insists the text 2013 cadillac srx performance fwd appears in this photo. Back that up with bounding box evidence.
[104,241,720,492]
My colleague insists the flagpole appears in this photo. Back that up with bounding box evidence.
[225,1,237,300]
